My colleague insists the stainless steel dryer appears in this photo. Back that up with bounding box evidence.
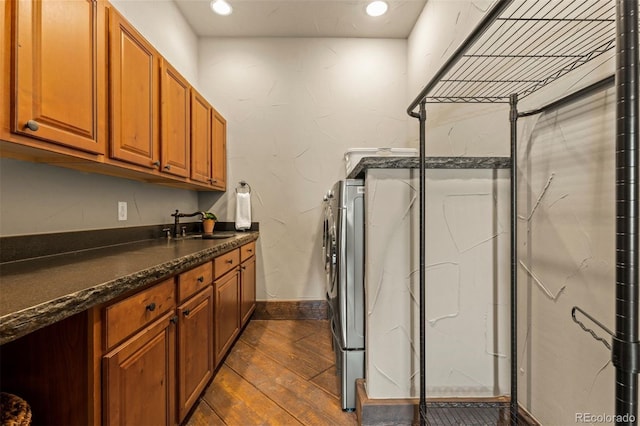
[324,179,365,411]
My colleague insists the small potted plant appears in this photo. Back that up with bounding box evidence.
[201,211,217,234]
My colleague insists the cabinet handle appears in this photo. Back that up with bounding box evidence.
[225,259,233,264]
[197,276,204,283]
[211,179,218,184]
[170,316,178,324]
[146,302,156,312]
[247,249,253,253]
[183,309,191,317]
[25,120,39,131]
[241,265,246,271]
[164,165,171,170]
[152,161,160,167]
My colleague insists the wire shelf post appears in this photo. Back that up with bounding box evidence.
[614,0,639,422]
[418,100,428,426]
[509,93,519,426]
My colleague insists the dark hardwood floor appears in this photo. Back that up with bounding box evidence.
[186,320,358,426]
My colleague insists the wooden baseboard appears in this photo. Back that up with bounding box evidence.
[517,404,540,426]
[252,300,328,320]
[356,379,417,425]
[355,379,540,425]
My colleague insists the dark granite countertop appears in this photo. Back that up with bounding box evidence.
[346,156,511,179]
[0,232,258,345]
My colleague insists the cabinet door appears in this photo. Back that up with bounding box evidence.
[103,311,176,426]
[211,108,226,190]
[13,0,105,154]
[177,286,213,423]
[214,268,240,365]
[160,60,189,178]
[108,7,159,169]
[240,255,256,327]
[190,90,212,184]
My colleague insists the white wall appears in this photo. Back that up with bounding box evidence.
[109,0,199,83]
[0,0,201,236]
[517,89,616,424]
[366,168,511,399]
[407,0,506,154]
[197,37,408,300]
[0,158,197,235]
[407,0,618,422]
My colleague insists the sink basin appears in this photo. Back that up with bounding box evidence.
[165,231,237,242]
[202,232,236,239]
[171,234,203,241]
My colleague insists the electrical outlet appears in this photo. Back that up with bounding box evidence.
[118,201,127,221]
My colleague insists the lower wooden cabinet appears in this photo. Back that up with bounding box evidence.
[177,286,213,423]
[214,267,240,366]
[102,310,176,426]
[0,241,257,426]
[240,255,256,326]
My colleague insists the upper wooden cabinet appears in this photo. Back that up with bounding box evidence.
[12,0,106,154]
[160,59,190,178]
[193,95,228,190]
[190,89,212,185]
[2,1,229,191]
[107,6,160,169]
[211,108,227,190]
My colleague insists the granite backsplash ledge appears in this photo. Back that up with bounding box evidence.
[0,221,259,263]
[0,229,259,345]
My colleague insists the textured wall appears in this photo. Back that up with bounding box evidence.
[0,158,197,235]
[407,0,617,422]
[407,0,505,154]
[365,168,511,398]
[197,37,408,300]
[516,89,616,423]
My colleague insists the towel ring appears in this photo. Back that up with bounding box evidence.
[236,181,251,194]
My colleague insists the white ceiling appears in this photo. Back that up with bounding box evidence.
[173,0,427,38]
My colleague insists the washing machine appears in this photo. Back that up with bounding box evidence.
[323,179,365,411]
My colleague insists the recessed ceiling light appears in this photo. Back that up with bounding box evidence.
[210,0,233,16]
[366,1,388,17]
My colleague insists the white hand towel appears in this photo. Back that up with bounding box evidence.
[235,192,252,230]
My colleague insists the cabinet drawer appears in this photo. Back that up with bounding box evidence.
[240,241,256,262]
[177,262,213,303]
[214,249,240,278]
[104,278,176,350]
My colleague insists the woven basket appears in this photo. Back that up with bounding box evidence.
[0,392,32,426]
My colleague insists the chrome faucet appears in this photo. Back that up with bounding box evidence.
[170,210,205,238]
